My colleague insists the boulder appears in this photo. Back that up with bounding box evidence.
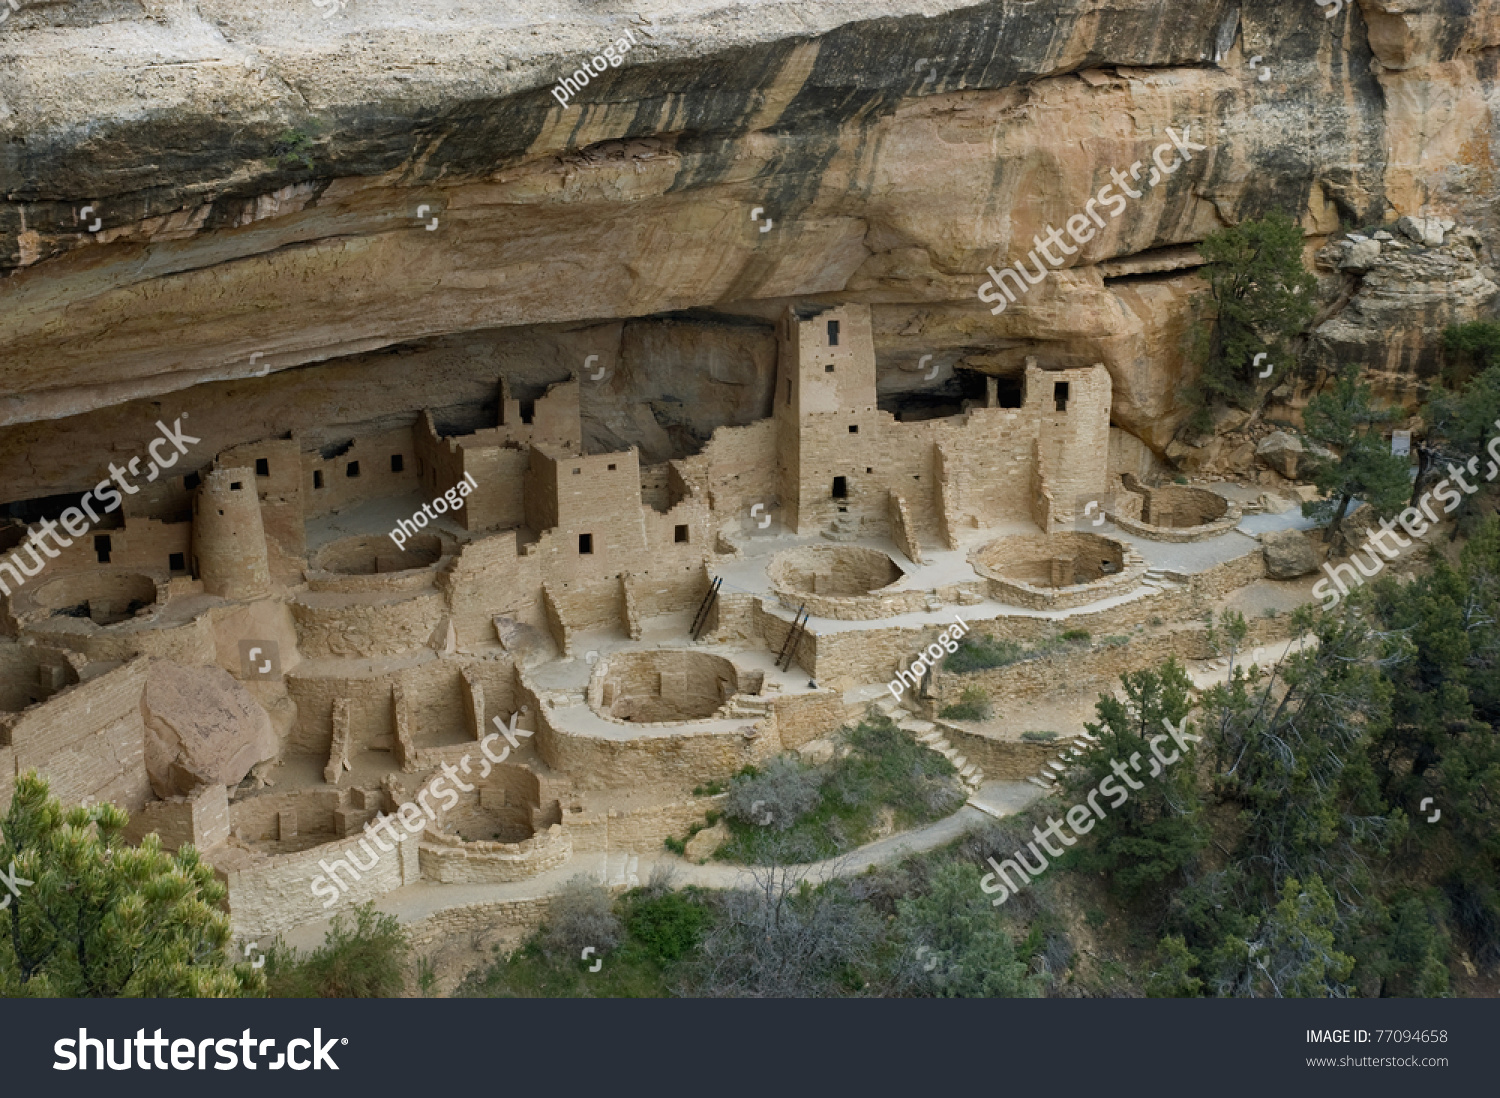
[1261,528,1319,579]
[1396,215,1445,247]
[684,819,729,863]
[143,662,279,798]
[1339,238,1381,271]
[1257,492,1295,515]
[1256,430,1305,478]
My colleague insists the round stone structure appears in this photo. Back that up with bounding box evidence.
[1109,477,1242,542]
[590,649,743,724]
[29,571,160,625]
[969,531,1146,610]
[313,533,444,575]
[767,545,928,619]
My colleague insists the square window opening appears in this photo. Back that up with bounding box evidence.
[254,458,270,477]
[229,482,243,491]
[674,524,690,544]
[346,461,360,478]
[607,463,616,471]
[848,424,858,434]
[997,379,1024,408]
[824,364,835,373]
[168,552,185,572]
[578,533,593,555]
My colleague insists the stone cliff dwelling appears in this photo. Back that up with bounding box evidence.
[0,300,1300,940]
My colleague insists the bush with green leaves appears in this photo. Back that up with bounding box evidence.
[723,756,822,833]
[264,902,409,998]
[886,861,1043,998]
[945,634,1025,673]
[939,686,993,722]
[0,772,262,998]
[541,876,623,962]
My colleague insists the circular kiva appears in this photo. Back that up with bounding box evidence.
[969,531,1144,610]
[592,649,741,723]
[313,533,444,575]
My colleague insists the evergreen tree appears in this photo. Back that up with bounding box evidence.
[1300,365,1412,553]
[1063,660,1205,901]
[0,773,262,997]
[1192,210,1318,411]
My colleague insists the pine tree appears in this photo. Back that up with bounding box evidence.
[1192,210,1318,412]
[1301,365,1412,553]
[1063,660,1205,900]
[0,773,262,997]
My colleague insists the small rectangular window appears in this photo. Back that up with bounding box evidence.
[1054,381,1070,413]
[607,463,616,471]
[579,533,593,555]
[230,482,243,491]
[520,400,535,425]
[313,470,324,489]
[168,552,185,572]
[824,364,835,373]
[827,319,840,346]
[674,525,690,544]
[848,424,858,434]
[832,476,848,499]
[998,379,1023,408]
[95,535,111,564]
[255,458,270,477]
[573,467,582,475]
[390,454,404,473]
[346,461,360,478]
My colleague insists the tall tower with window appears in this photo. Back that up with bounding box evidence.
[773,304,879,533]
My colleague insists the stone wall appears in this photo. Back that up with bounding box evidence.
[417,823,571,884]
[566,796,726,855]
[224,826,421,939]
[0,658,151,814]
[290,588,445,658]
[124,783,231,852]
[769,689,849,750]
[536,703,778,791]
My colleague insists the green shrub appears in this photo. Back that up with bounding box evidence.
[264,903,410,998]
[624,890,711,964]
[692,781,725,796]
[663,836,686,855]
[939,686,993,722]
[1060,629,1091,644]
[1101,634,1130,648]
[945,634,1025,673]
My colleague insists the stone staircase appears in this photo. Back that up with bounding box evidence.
[1025,729,1098,789]
[718,693,770,721]
[874,696,984,794]
[1142,567,1185,592]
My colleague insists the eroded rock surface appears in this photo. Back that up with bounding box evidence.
[142,661,279,798]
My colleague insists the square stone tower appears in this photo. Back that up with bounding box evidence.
[773,303,880,534]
